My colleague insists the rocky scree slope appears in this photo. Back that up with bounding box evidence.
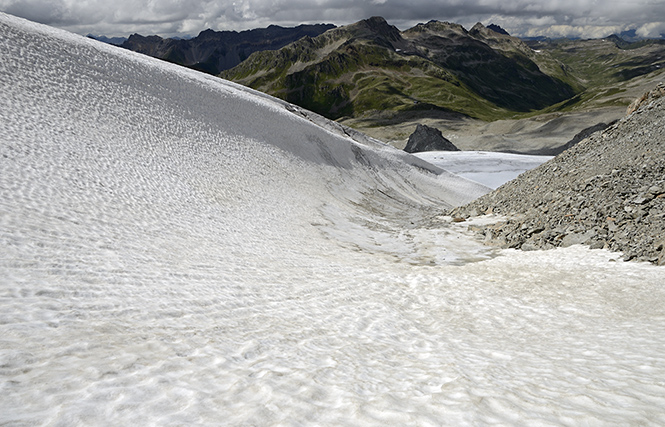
[450,84,665,265]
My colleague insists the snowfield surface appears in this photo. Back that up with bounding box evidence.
[414,151,553,189]
[2,13,665,426]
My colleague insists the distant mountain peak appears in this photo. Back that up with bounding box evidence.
[197,28,222,38]
[121,23,335,75]
[344,16,402,41]
[470,22,485,32]
[606,34,631,49]
[487,24,510,36]
[87,34,128,45]
[126,33,163,42]
[365,16,389,26]
[408,20,469,37]
[469,22,512,39]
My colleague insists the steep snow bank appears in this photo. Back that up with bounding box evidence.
[0,11,491,267]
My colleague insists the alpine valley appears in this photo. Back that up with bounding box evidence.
[117,17,665,153]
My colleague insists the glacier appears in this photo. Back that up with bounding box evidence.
[414,151,553,189]
[1,12,665,426]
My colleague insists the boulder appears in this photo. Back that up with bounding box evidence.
[404,124,460,153]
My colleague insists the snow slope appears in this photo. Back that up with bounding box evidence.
[2,13,665,426]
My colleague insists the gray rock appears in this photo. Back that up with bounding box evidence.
[521,242,541,251]
[561,231,595,247]
[542,121,616,155]
[404,124,460,153]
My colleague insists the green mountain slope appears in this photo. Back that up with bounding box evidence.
[120,24,335,75]
[401,21,577,112]
[220,17,576,123]
[527,36,665,112]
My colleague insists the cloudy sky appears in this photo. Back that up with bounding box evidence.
[1,0,664,39]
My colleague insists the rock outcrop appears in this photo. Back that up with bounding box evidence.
[404,124,460,153]
[486,24,510,36]
[626,82,665,114]
[450,84,665,264]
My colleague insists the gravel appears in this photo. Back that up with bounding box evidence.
[450,83,665,265]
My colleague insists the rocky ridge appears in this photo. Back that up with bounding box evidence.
[121,24,335,75]
[537,120,617,156]
[450,84,665,264]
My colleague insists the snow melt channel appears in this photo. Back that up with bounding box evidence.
[2,13,665,426]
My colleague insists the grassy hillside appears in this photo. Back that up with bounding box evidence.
[221,17,575,123]
[528,37,665,112]
[401,21,577,112]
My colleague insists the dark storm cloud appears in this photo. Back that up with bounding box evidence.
[1,0,663,38]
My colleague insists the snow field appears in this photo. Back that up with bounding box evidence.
[2,13,665,426]
[415,150,553,189]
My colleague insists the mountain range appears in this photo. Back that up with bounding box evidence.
[118,23,335,75]
[115,16,665,151]
[220,17,576,121]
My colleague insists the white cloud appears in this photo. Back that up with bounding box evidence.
[1,0,663,39]
[637,21,665,38]
[523,24,626,39]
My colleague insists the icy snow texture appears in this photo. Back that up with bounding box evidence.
[415,151,553,189]
[2,12,665,426]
